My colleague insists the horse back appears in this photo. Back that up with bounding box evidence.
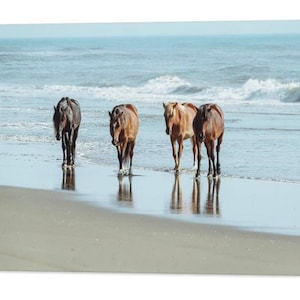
[120,104,139,140]
[210,103,224,122]
[181,102,198,138]
[182,102,198,114]
[124,104,138,118]
[67,98,81,129]
[208,104,225,138]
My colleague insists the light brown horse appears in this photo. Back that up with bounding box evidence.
[193,103,224,178]
[163,102,198,172]
[109,104,139,175]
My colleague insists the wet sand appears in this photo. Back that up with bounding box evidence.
[1,182,300,274]
[1,139,300,274]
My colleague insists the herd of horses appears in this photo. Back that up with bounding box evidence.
[53,97,225,178]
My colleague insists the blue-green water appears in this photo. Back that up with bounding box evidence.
[1,34,300,182]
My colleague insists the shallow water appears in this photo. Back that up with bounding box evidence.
[1,141,300,236]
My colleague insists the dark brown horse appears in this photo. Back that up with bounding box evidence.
[53,97,81,167]
[163,102,198,172]
[109,104,139,175]
[193,103,224,178]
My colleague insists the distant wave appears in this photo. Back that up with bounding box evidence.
[1,76,300,104]
[242,79,300,103]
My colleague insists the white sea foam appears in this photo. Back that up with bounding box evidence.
[1,76,300,106]
[48,77,300,103]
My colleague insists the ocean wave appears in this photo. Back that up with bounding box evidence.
[243,78,300,102]
[46,77,300,103]
[1,76,300,105]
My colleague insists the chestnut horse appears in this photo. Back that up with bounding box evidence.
[53,97,81,167]
[163,102,198,172]
[109,104,139,175]
[193,103,224,178]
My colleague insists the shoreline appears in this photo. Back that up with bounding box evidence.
[1,184,300,274]
[2,151,300,237]
[1,142,300,274]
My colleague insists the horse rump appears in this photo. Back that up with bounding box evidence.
[193,103,224,178]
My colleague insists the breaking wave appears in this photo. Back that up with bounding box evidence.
[1,76,300,104]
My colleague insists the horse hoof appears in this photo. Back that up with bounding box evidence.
[118,169,127,176]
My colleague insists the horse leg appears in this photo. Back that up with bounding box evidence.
[177,136,184,172]
[117,145,123,174]
[216,132,224,175]
[171,136,178,170]
[120,140,128,175]
[210,140,217,178]
[61,133,67,167]
[71,128,78,166]
[128,141,135,176]
[195,140,202,177]
[191,136,197,170]
[64,130,72,166]
[205,141,213,177]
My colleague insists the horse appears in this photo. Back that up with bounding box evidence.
[163,102,198,172]
[53,97,81,168]
[109,104,139,175]
[193,103,224,178]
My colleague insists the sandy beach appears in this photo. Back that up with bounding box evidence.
[1,177,300,275]
[1,140,300,275]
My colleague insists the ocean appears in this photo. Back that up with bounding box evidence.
[1,34,300,183]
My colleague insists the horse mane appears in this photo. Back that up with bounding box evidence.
[163,102,180,116]
[111,104,123,114]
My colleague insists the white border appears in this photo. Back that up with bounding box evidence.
[1,0,299,24]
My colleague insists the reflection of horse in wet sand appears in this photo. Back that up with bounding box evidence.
[206,178,220,215]
[163,102,198,172]
[109,104,139,175]
[170,175,220,215]
[53,97,81,168]
[117,175,133,202]
[192,178,201,214]
[192,177,221,215]
[62,168,75,190]
[170,174,182,210]
[193,103,224,178]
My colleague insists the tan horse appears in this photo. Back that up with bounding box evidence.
[193,103,224,178]
[163,102,198,172]
[109,104,139,175]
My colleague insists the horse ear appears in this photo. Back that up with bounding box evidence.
[163,102,166,108]
[54,106,57,112]
[108,111,112,118]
